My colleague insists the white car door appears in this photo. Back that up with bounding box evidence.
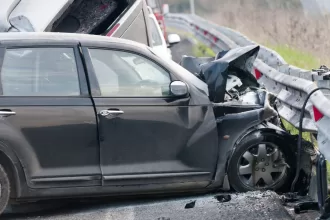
[148,12,172,60]
[0,0,73,32]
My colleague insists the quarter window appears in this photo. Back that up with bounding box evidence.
[149,17,163,47]
[88,49,171,97]
[1,48,80,96]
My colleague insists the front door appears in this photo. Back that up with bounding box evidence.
[0,45,101,188]
[83,47,218,188]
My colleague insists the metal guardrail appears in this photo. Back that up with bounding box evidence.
[165,13,330,159]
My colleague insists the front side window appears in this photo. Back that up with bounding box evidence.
[1,48,80,96]
[88,49,171,97]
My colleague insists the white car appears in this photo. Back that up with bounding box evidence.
[0,0,154,47]
[147,6,181,60]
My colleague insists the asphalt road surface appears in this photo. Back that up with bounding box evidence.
[3,191,293,220]
[169,37,195,63]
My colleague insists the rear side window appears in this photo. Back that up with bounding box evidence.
[0,48,80,96]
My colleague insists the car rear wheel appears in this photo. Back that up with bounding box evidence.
[228,132,295,192]
[0,165,10,215]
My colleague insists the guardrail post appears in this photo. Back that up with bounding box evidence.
[189,0,195,15]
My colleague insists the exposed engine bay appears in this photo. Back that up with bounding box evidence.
[180,45,278,121]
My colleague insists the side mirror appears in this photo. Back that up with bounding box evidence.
[167,34,181,48]
[170,81,188,96]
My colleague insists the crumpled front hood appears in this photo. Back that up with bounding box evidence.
[180,45,260,103]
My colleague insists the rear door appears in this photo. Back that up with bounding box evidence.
[81,44,218,189]
[0,43,101,188]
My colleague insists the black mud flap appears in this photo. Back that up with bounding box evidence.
[317,154,330,219]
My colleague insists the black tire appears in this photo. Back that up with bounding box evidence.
[0,165,10,215]
[227,131,296,193]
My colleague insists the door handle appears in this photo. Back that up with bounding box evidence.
[0,110,16,117]
[99,110,124,117]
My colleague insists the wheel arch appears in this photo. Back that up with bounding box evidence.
[0,142,26,199]
[227,123,297,172]
[224,123,307,192]
[0,123,43,192]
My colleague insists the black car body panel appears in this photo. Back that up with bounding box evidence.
[0,97,101,189]
[80,43,219,187]
[0,33,220,201]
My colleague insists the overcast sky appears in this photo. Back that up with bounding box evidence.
[301,0,330,15]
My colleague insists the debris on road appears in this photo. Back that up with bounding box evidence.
[214,194,231,203]
[184,200,196,209]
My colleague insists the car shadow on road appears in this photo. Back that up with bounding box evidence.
[2,193,212,219]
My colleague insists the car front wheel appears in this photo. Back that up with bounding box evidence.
[228,131,295,193]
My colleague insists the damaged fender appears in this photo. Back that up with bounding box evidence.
[208,106,277,189]
[224,123,313,193]
[179,45,312,192]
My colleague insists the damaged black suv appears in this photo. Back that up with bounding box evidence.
[0,32,312,215]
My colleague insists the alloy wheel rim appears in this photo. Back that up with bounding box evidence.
[237,143,287,189]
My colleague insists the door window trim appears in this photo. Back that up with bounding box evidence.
[83,46,175,98]
[0,45,89,97]
[0,47,5,96]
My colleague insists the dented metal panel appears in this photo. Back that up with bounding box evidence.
[166,14,330,194]
[178,45,283,188]
[181,45,260,105]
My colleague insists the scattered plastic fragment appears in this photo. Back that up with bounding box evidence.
[215,195,231,203]
[184,200,196,209]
